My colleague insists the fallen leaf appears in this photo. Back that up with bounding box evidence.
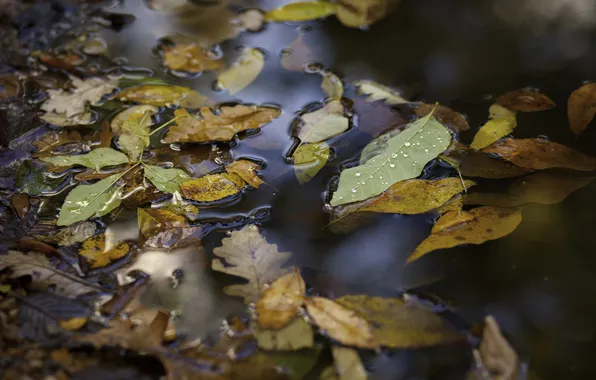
[35,50,85,71]
[226,160,264,188]
[253,317,314,351]
[164,105,281,143]
[437,194,464,214]
[293,142,330,184]
[330,346,367,380]
[414,103,470,132]
[218,48,265,94]
[138,208,189,238]
[354,79,408,105]
[352,97,408,137]
[59,317,88,331]
[144,225,203,249]
[432,210,475,233]
[57,174,124,226]
[474,316,520,380]
[265,1,337,21]
[238,9,266,32]
[160,203,200,221]
[41,76,117,117]
[257,269,306,330]
[39,147,129,170]
[482,138,596,171]
[33,130,85,153]
[143,164,191,194]
[305,296,375,349]
[16,239,57,255]
[335,0,398,28]
[470,104,517,150]
[212,224,292,303]
[111,105,158,160]
[11,193,29,219]
[406,206,523,264]
[180,172,245,202]
[38,221,97,246]
[40,111,93,127]
[162,43,223,73]
[117,84,207,108]
[496,88,555,112]
[281,34,313,72]
[330,112,452,206]
[443,147,533,179]
[568,82,596,136]
[121,167,165,209]
[15,161,66,196]
[79,233,130,268]
[321,71,344,101]
[336,295,462,348]
[296,100,349,143]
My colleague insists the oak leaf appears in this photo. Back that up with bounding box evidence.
[41,76,117,118]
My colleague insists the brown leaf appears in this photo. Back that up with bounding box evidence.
[16,239,57,255]
[482,138,596,171]
[568,83,596,136]
[180,172,246,202]
[443,147,533,179]
[164,105,281,143]
[98,121,113,148]
[137,208,189,238]
[122,168,164,209]
[144,226,204,250]
[79,234,130,269]
[225,160,264,188]
[35,50,85,72]
[32,130,85,154]
[162,43,223,73]
[74,169,118,181]
[305,296,376,349]
[496,88,555,112]
[257,269,306,330]
[117,84,207,108]
[414,103,469,132]
[10,193,29,219]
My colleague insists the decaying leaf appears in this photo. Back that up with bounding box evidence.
[226,160,264,188]
[117,84,207,108]
[143,226,203,250]
[331,112,452,206]
[354,79,408,105]
[281,34,313,72]
[470,104,517,150]
[443,146,533,179]
[330,346,367,380]
[38,221,97,247]
[568,82,596,136]
[143,164,191,194]
[162,43,223,73]
[297,101,349,143]
[335,0,398,28]
[138,208,189,238]
[253,317,314,351]
[40,147,129,170]
[336,295,461,348]
[41,76,117,118]
[482,138,596,171]
[180,172,246,202]
[160,203,200,221]
[473,316,520,380]
[217,48,265,94]
[79,234,130,268]
[293,142,330,184]
[321,71,344,101]
[59,317,89,331]
[40,111,93,127]
[305,296,375,348]
[33,130,86,154]
[414,103,470,132]
[257,269,306,330]
[265,1,337,21]
[212,224,292,303]
[164,105,281,143]
[406,206,523,264]
[111,105,158,160]
[496,88,555,112]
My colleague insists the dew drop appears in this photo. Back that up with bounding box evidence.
[389,163,395,168]
[404,142,411,147]
[391,153,398,158]
[424,149,429,153]
[403,154,408,157]
[351,189,357,193]
[355,172,361,177]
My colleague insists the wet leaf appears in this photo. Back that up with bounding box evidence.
[59,317,88,331]
[40,111,93,127]
[79,233,130,269]
[305,296,375,348]
[15,161,67,196]
[568,82,596,136]
[226,160,264,188]
[162,43,223,73]
[443,147,533,179]
[160,203,200,221]
[496,88,555,112]
[218,48,265,94]
[268,344,322,379]
[321,71,344,100]
[482,138,596,171]
[33,130,86,154]
[253,317,314,351]
[117,84,207,108]
[11,193,29,219]
[414,103,470,132]
[437,194,464,214]
[352,97,408,137]
[335,0,398,28]
[212,224,292,303]
[122,167,165,209]
[143,164,191,194]
[180,172,245,202]
[39,147,129,170]
[330,346,367,380]
[297,100,349,143]
[164,105,281,143]
[293,142,330,184]
[41,76,117,117]
[257,269,306,330]
[39,221,97,246]
[57,174,124,226]
[282,34,313,72]
[336,295,462,348]
[111,105,158,160]
[406,206,523,264]
[470,104,517,150]
[354,79,408,105]
[138,208,189,238]
[144,225,203,249]
[265,1,337,21]
[331,112,452,206]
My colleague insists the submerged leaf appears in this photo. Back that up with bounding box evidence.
[217,48,264,94]
[257,269,306,330]
[354,79,408,105]
[117,84,207,108]
[406,206,523,264]
[293,142,330,184]
[164,105,281,143]
[143,164,191,194]
[330,346,367,380]
[111,105,158,160]
[443,146,533,179]
[40,147,129,170]
[330,113,452,206]
[321,71,344,101]
[568,82,596,136]
[138,208,189,238]
[41,76,117,118]
[212,224,292,303]
[162,43,223,73]
[496,88,555,112]
[180,172,246,202]
[79,234,130,268]
[470,104,517,150]
[335,0,398,28]
[226,160,264,188]
[482,138,596,171]
[265,1,337,21]
[414,103,470,133]
[297,100,349,143]
[281,34,313,72]
[253,317,314,351]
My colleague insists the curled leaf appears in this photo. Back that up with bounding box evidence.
[117,84,207,108]
[354,79,408,105]
[138,208,189,238]
[568,82,596,136]
[180,172,246,202]
[496,88,555,112]
[321,71,344,100]
[257,269,306,330]
[253,317,314,351]
[79,234,130,268]
[414,103,470,132]
[297,101,349,143]
[40,147,129,170]
[470,104,517,150]
[162,43,223,73]
[265,1,337,21]
[225,160,264,188]
[293,142,330,184]
[143,164,191,194]
[217,48,264,94]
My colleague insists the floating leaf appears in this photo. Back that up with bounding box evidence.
[217,48,264,94]
[40,111,93,127]
[143,164,191,194]
[336,295,462,348]
[39,148,129,170]
[117,84,207,108]
[496,88,555,112]
[482,138,596,171]
[330,346,367,380]
[305,296,375,348]
[335,0,397,28]
[111,105,158,160]
[321,71,344,100]
[265,1,337,21]
[212,225,292,303]
[331,113,452,206]
[41,76,117,118]
[238,9,266,32]
[414,103,470,132]
[257,269,306,330]
[293,142,330,184]
[354,79,408,105]
[57,174,124,226]
[226,160,264,188]
[180,172,245,202]
[281,34,313,72]
[253,317,314,351]
[568,83,596,136]
[162,43,223,73]
[406,206,523,264]
[164,105,281,143]
[160,203,200,221]
[470,104,517,150]
[443,147,533,179]
[15,161,66,196]
[33,130,85,153]
[297,101,349,143]
[79,234,130,268]
[138,208,189,238]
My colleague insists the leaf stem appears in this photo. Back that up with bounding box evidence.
[149,115,185,137]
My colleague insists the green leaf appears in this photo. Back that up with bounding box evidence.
[15,161,66,196]
[143,164,191,194]
[111,105,158,160]
[39,148,129,170]
[57,174,124,226]
[354,79,409,105]
[297,101,349,143]
[293,142,330,184]
[330,113,452,206]
[265,1,337,22]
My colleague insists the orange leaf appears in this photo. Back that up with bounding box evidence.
[568,83,596,136]
[496,88,555,112]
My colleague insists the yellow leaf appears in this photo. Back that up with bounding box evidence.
[305,296,376,349]
[437,194,464,214]
[217,48,264,94]
[431,210,475,234]
[162,43,223,73]
[335,0,398,28]
[568,83,596,136]
[253,317,314,351]
[257,269,306,330]
[180,172,246,202]
[407,206,523,264]
[331,346,367,380]
[226,159,264,188]
[470,104,517,150]
[164,105,281,143]
[79,234,130,268]
[293,142,330,184]
[111,105,158,160]
[137,208,189,238]
[117,84,207,108]
[265,1,337,22]
[60,317,88,331]
[297,101,349,143]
